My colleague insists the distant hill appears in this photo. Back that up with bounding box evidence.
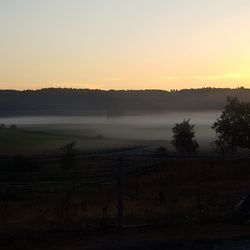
[0,87,250,117]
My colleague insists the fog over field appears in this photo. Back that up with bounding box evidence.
[0,111,220,150]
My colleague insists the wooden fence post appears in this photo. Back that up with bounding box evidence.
[117,156,124,232]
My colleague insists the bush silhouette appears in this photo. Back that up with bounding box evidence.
[60,142,77,170]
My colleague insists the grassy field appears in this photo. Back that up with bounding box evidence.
[0,125,158,155]
[0,113,219,156]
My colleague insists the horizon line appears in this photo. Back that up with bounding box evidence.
[0,86,247,92]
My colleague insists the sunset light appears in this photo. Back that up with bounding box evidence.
[1,0,250,90]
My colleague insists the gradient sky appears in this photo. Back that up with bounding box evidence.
[1,0,250,90]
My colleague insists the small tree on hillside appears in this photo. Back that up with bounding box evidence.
[172,119,199,156]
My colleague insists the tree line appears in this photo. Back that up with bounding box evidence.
[172,97,250,158]
[1,87,250,116]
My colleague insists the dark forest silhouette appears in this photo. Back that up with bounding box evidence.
[0,87,249,116]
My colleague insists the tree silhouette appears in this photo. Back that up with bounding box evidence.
[172,119,199,156]
[212,97,250,156]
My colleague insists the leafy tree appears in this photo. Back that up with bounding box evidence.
[212,97,250,156]
[60,142,77,170]
[172,119,199,156]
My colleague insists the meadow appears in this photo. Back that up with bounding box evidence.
[0,111,218,156]
[0,124,155,156]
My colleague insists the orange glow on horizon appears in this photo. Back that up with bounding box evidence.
[1,0,250,90]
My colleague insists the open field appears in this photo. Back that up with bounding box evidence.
[0,112,219,155]
[0,125,159,156]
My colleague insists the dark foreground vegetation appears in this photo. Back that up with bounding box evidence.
[0,87,250,116]
[1,155,250,249]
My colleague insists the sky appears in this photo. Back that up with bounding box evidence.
[1,0,250,90]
